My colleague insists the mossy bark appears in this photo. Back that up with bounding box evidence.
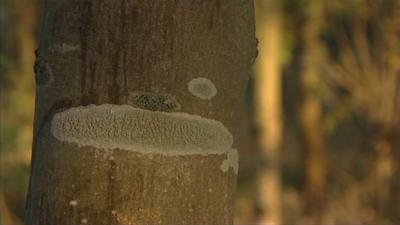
[26,0,256,225]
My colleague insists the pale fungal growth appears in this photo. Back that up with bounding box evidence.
[50,43,80,53]
[51,104,233,155]
[188,77,217,100]
[220,159,229,172]
[228,149,239,174]
[128,92,181,112]
[220,149,239,174]
[69,200,78,206]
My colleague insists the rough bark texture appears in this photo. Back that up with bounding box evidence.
[26,0,256,225]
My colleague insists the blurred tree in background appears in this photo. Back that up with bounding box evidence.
[1,0,399,224]
[254,1,284,224]
[237,0,399,224]
[1,0,39,224]
[323,0,400,222]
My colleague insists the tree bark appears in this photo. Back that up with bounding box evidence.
[25,1,256,225]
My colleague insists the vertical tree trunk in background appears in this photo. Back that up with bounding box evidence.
[255,1,283,224]
[373,131,396,220]
[390,5,400,217]
[0,193,22,225]
[375,3,400,221]
[0,1,39,224]
[300,0,326,220]
[371,116,399,220]
[25,1,256,225]
[389,128,400,222]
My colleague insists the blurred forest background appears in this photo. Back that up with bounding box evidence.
[0,0,399,224]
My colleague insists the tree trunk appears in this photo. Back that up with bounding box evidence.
[389,129,400,222]
[300,0,326,220]
[25,1,256,225]
[255,1,283,224]
[373,129,398,223]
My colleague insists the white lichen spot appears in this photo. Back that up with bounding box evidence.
[209,188,213,193]
[69,200,78,206]
[111,210,117,215]
[50,43,80,53]
[228,149,239,174]
[51,104,233,156]
[220,149,239,174]
[188,77,217,100]
[220,159,230,172]
[81,218,88,224]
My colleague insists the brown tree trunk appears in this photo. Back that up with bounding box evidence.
[25,1,256,225]
[300,0,326,220]
[0,192,22,225]
[373,129,399,223]
[389,129,400,223]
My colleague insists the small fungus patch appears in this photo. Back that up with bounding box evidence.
[50,43,80,53]
[220,149,239,174]
[188,77,217,100]
[220,159,229,172]
[69,200,78,206]
[128,92,181,112]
